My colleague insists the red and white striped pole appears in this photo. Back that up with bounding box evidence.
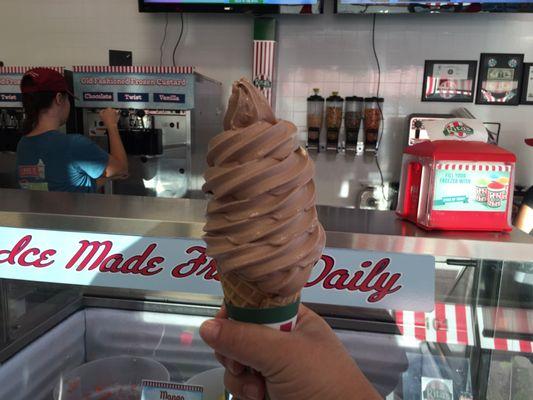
[253,18,277,108]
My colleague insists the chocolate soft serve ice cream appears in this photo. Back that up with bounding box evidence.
[203,78,325,309]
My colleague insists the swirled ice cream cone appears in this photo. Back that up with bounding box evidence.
[203,78,325,326]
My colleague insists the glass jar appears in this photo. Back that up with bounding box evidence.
[344,96,364,150]
[363,97,384,152]
[306,88,324,149]
[326,92,343,150]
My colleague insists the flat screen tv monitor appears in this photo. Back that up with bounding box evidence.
[139,0,323,14]
[336,0,533,13]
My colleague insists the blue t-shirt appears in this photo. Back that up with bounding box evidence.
[16,131,109,193]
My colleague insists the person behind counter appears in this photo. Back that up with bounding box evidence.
[16,67,128,193]
[514,138,533,235]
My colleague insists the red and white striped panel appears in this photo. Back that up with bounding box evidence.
[436,162,512,172]
[0,66,64,74]
[72,66,195,74]
[477,306,533,354]
[425,77,473,98]
[253,40,276,105]
[396,303,475,346]
[481,90,515,104]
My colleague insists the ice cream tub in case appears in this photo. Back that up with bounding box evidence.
[496,176,510,199]
[487,181,506,208]
[474,178,489,202]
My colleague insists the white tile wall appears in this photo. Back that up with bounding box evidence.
[0,0,531,192]
[0,0,252,104]
[275,12,533,187]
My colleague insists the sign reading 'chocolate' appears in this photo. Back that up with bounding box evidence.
[0,226,435,312]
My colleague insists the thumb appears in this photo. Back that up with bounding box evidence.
[200,318,288,373]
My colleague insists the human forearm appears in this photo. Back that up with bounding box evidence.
[99,108,128,178]
[107,125,128,172]
[335,364,383,400]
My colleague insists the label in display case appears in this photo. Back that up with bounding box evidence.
[433,163,511,212]
[0,226,435,312]
[421,377,454,400]
[141,381,203,400]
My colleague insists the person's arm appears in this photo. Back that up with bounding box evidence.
[200,305,383,400]
[99,108,128,178]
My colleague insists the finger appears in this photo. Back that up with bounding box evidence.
[200,318,289,373]
[215,352,245,376]
[296,303,312,321]
[295,303,332,330]
[215,305,227,319]
[215,352,227,367]
[224,369,265,400]
[227,359,245,376]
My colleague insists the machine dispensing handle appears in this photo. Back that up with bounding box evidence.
[414,119,423,139]
[403,162,423,220]
[135,110,146,129]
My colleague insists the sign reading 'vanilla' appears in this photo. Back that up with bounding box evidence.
[0,226,434,312]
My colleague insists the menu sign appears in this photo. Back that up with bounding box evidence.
[0,66,64,108]
[433,163,511,212]
[72,66,195,110]
[0,226,435,312]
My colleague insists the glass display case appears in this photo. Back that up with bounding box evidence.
[0,189,531,400]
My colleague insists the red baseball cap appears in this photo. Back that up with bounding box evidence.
[526,138,533,146]
[20,67,75,97]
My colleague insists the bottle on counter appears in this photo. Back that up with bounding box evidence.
[326,91,343,151]
[363,97,384,152]
[344,96,364,152]
[306,88,324,150]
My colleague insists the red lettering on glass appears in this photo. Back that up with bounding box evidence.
[197,259,220,281]
[172,246,208,278]
[305,255,403,303]
[65,241,164,276]
[66,240,113,271]
[0,235,56,268]
[171,246,220,282]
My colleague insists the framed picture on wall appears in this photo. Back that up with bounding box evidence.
[520,63,533,105]
[422,60,477,102]
[476,53,524,106]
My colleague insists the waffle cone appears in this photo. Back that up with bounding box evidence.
[220,272,300,309]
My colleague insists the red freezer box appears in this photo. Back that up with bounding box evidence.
[396,140,516,231]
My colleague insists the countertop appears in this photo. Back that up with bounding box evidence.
[0,188,532,262]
